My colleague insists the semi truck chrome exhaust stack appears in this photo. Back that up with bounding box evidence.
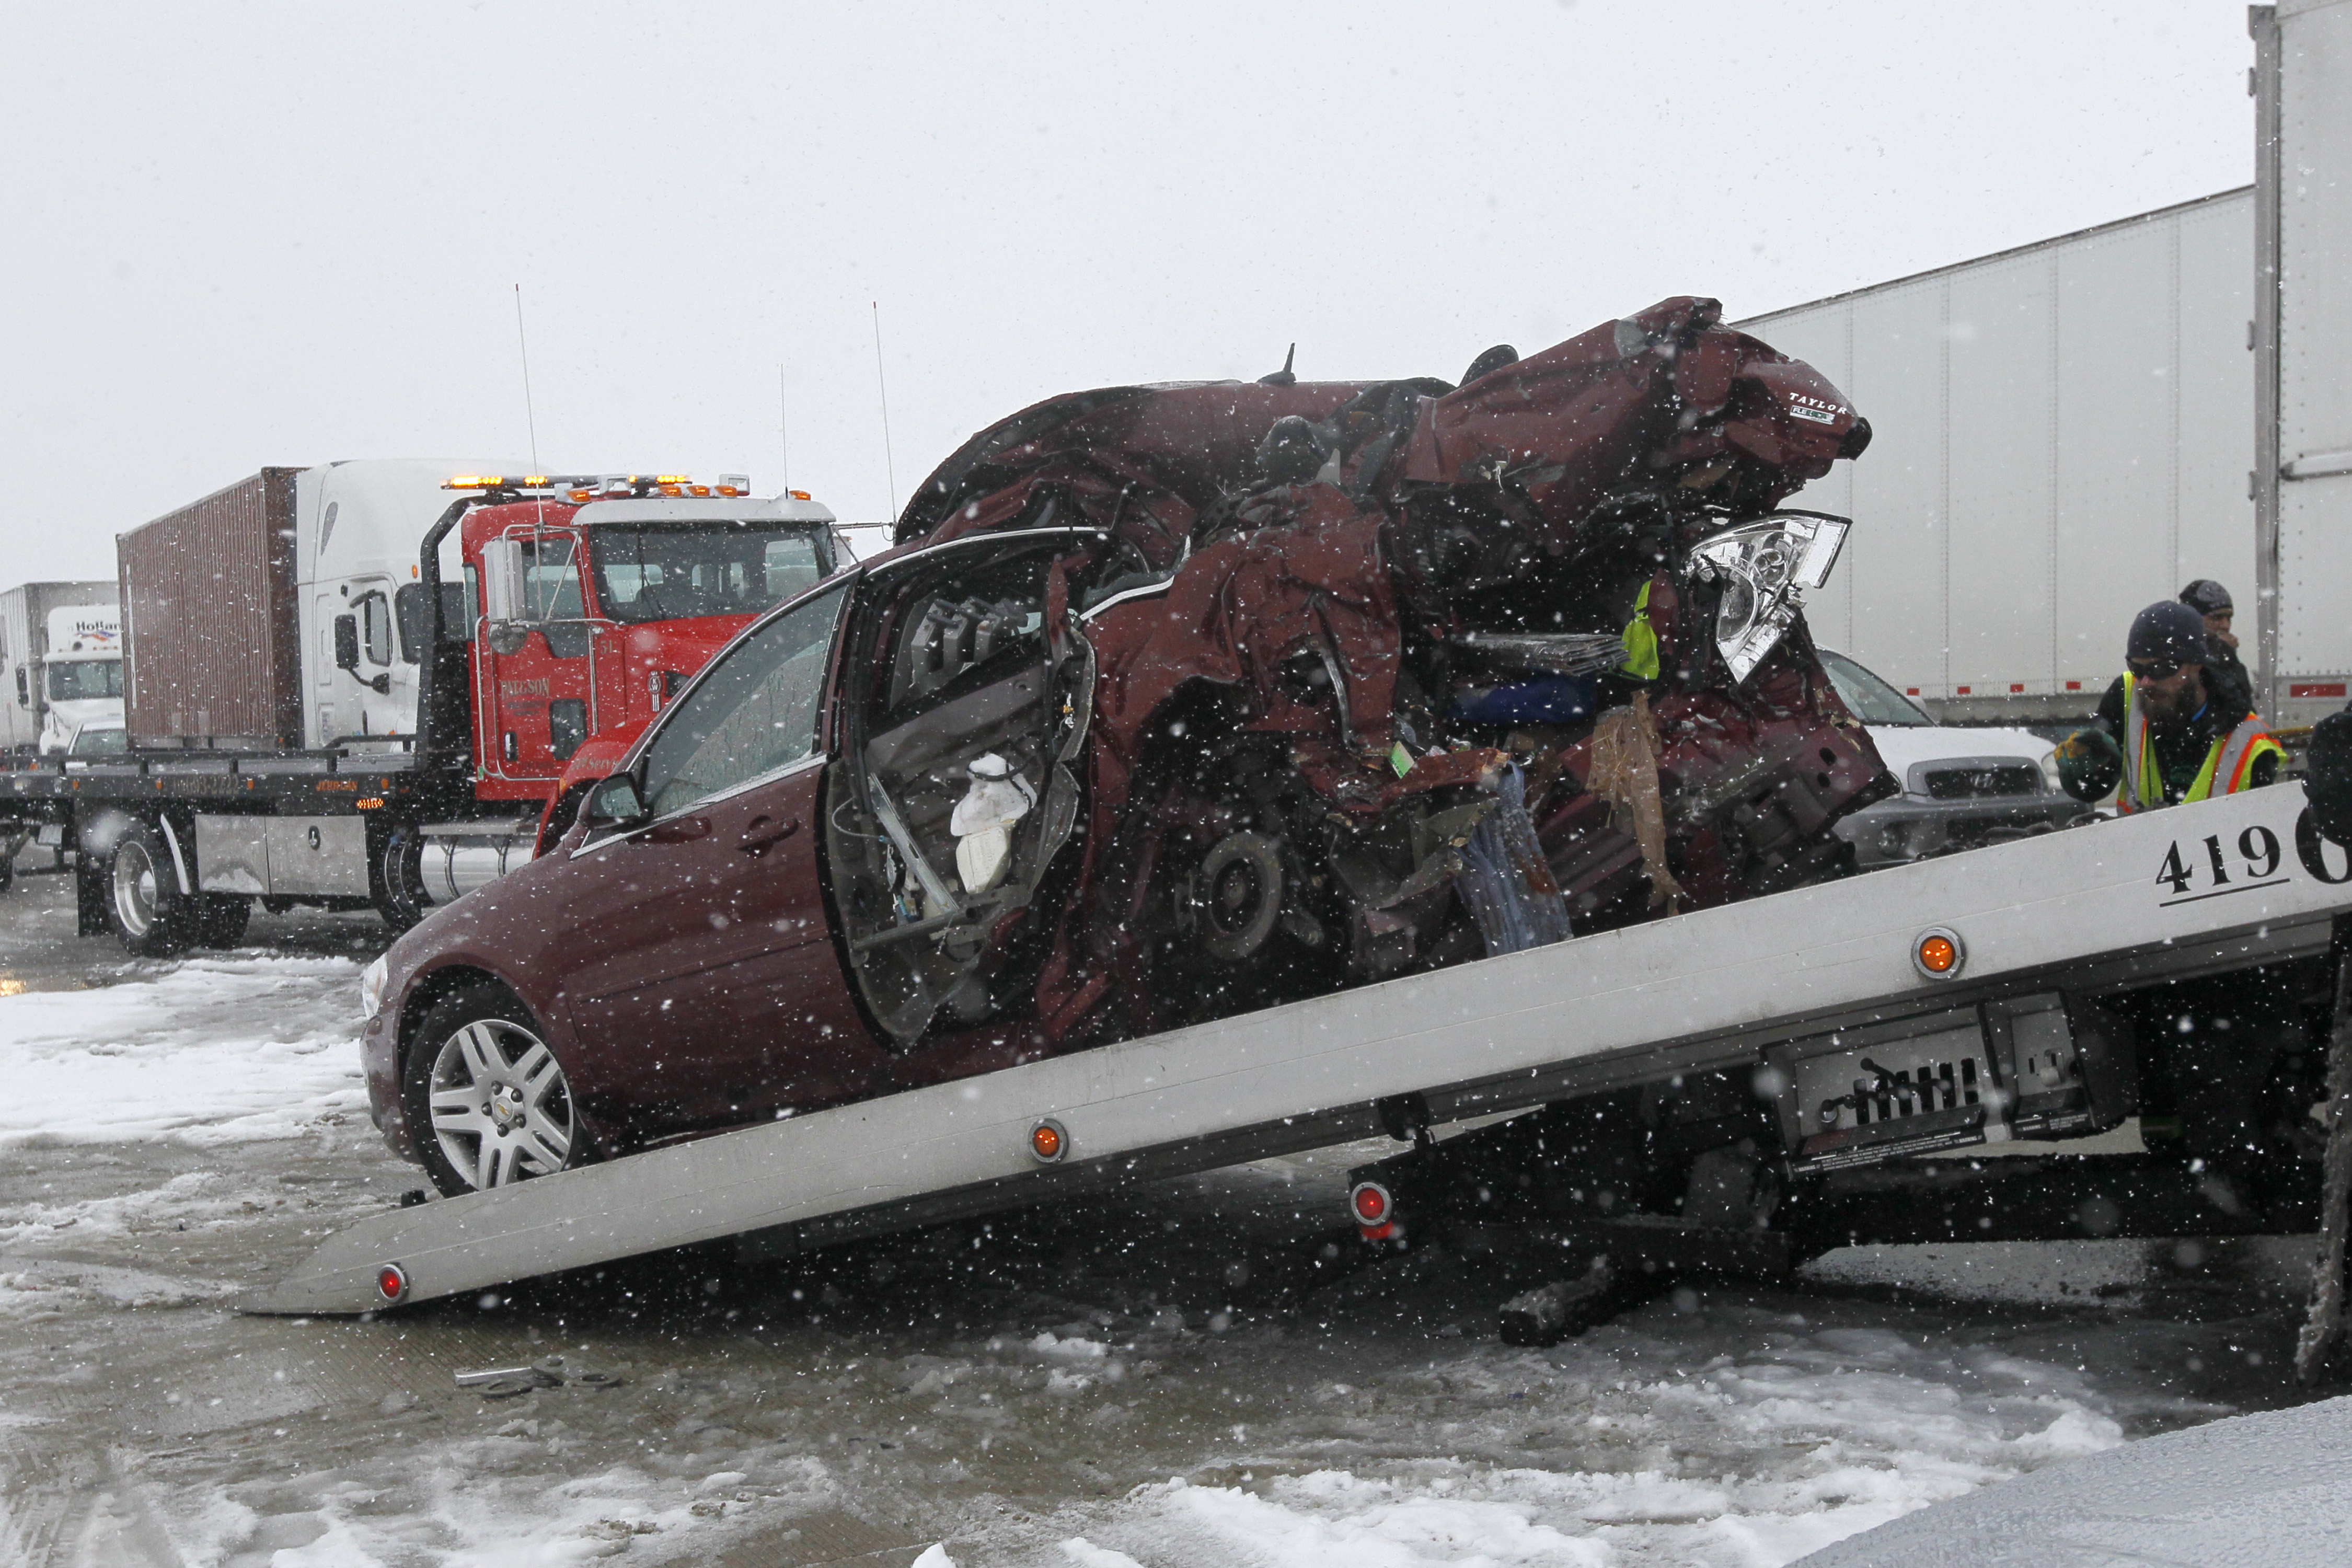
[413,821,537,906]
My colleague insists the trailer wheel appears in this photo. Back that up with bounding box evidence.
[403,984,586,1197]
[103,822,193,957]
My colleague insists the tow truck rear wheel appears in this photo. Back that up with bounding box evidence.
[403,984,586,1197]
[104,821,193,957]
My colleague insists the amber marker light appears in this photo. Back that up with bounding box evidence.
[1029,1119,1068,1163]
[1912,926,1965,980]
[375,1262,410,1304]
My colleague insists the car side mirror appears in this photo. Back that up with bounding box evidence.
[583,774,649,829]
[333,614,361,673]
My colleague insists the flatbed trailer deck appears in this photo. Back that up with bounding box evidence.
[249,782,2352,1317]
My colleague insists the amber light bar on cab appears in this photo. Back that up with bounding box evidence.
[444,472,757,501]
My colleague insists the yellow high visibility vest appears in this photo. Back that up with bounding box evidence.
[2115,671,2287,813]
[1619,579,1661,682]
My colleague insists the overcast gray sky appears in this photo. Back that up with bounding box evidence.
[2,1,2252,582]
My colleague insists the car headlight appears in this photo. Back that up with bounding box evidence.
[1685,512,1851,683]
[360,955,390,1022]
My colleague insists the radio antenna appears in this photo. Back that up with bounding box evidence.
[514,283,542,474]
[871,301,898,521]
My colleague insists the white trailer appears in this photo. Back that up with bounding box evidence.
[1734,191,2256,725]
[0,581,123,755]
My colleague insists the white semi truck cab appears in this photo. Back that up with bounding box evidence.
[32,603,123,754]
[0,583,123,757]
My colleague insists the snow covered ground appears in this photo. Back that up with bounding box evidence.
[0,873,2339,1567]
[0,953,367,1150]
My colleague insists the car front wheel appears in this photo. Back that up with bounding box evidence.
[403,984,585,1196]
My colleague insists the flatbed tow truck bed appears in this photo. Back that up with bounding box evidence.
[246,784,2352,1317]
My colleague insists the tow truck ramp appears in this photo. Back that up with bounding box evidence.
[246,786,2352,1316]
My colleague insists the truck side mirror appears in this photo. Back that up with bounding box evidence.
[478,538,533,654]
[582,774,649,829]
[333,614,361,674]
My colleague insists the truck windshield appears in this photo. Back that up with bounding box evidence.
[47,659,124,702]
[589,525,830,625]
[1819,650,1931,727]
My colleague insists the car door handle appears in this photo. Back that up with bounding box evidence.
[739,816,800,856]
[644,815,711,844]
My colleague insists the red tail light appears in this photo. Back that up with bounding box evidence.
[1350,1181,1396,1238]
[375,1262,410,1304]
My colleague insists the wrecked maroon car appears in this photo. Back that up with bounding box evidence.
[360,296,1890,1197]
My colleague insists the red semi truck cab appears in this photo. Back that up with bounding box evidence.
[443,475,840,807]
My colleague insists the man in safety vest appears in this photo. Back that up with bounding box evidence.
[2055,599,2284,809]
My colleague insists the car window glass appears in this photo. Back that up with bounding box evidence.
[1821,650,1930,726]
[641,583,847,818]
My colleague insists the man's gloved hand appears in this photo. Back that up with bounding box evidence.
[2055,728,2122,803]
[2307,707,2352,847]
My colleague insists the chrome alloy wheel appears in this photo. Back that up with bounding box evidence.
[110,837,160,939]
[425,1018,577,1190]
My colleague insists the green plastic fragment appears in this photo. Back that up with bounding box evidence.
[1390,742,1414,778]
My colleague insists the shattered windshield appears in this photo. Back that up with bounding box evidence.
[46,658,123,702]
[588,524,830,625]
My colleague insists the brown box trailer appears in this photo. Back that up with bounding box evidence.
[118,468,303,748]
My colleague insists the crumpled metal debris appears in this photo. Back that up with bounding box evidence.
[456,1355,621,1397]
[877,296,1889,1048]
